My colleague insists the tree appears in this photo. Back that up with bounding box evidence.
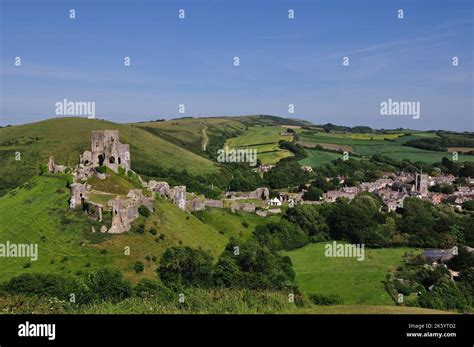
[86,269,133,303]
[158,246,214,288]
[284,204,329,239]
[134,261,144,273]
[302,186,323,201]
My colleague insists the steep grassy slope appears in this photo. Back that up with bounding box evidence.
[0,175,228,283]
[284,243,415,306]
[0,117,218,196]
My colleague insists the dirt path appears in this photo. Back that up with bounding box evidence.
[201,126,209,151]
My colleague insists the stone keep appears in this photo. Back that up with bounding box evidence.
[90,130,131,173]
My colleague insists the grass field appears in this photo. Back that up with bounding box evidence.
[284,243,415,305]
[299,149,345,167]
[0,175,228,283]
[226,126,294,164]
[0,117,219,196]
[298,131,474,166]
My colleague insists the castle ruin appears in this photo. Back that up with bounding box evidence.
[81,130,131,173]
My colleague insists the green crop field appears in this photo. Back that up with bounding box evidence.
[283,243,415,305]
[298,131,474,166]
[0,175,228,283]
[299,149,346,167]
[225,126,294,164]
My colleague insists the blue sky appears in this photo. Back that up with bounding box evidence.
[0,0,472,130]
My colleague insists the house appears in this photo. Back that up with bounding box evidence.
[423,247,458,265]
[267,197,282,206]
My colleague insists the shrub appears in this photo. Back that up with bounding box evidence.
[133,279,175,301]
[95,166,107,174]
[136,223,145,234]
[3,273,93,305]
[134,261,144,273]
[158,246,214,288]
[85,269,133,303]
[138,206,150,218]
[308,293,343,305]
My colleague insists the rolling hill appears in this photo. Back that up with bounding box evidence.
[0,117,219,196]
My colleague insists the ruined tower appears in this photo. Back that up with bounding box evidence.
[90,130,131,173]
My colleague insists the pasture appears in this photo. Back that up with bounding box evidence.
[284,243,415,305]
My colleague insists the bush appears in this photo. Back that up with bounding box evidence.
[134,261,144,273]
[134,279,175,301]
[158,246,214,288]
[417,279,471,312]
[95,166,107,174]
[136,223,145,234]
[138,206,150,218]
[3,273,93,305]
[86,269,133,303]
[308,293,343,305]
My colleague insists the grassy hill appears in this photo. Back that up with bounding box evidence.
[133,115,310,161]
[0,117,219,196]
[283,243,415,306]
[0,174,228,283]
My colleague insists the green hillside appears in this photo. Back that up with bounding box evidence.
[0,174,228,283]
[133,115,309,160]
[0,117,219,196]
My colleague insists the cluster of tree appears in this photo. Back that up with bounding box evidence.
[391,248,473,312]
[264,158,309,189]
[228,164,264,191]
[158,242,296,291]
[278,141,307,160]
[429,183,454,195]
[404,132,474,153]
[317,123,373,133]
[403,138,446,152]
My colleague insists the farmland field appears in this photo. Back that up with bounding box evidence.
[298,131,474,166]
[299,149,345,167]
[284,243,415,305]
[225,126,294,164]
